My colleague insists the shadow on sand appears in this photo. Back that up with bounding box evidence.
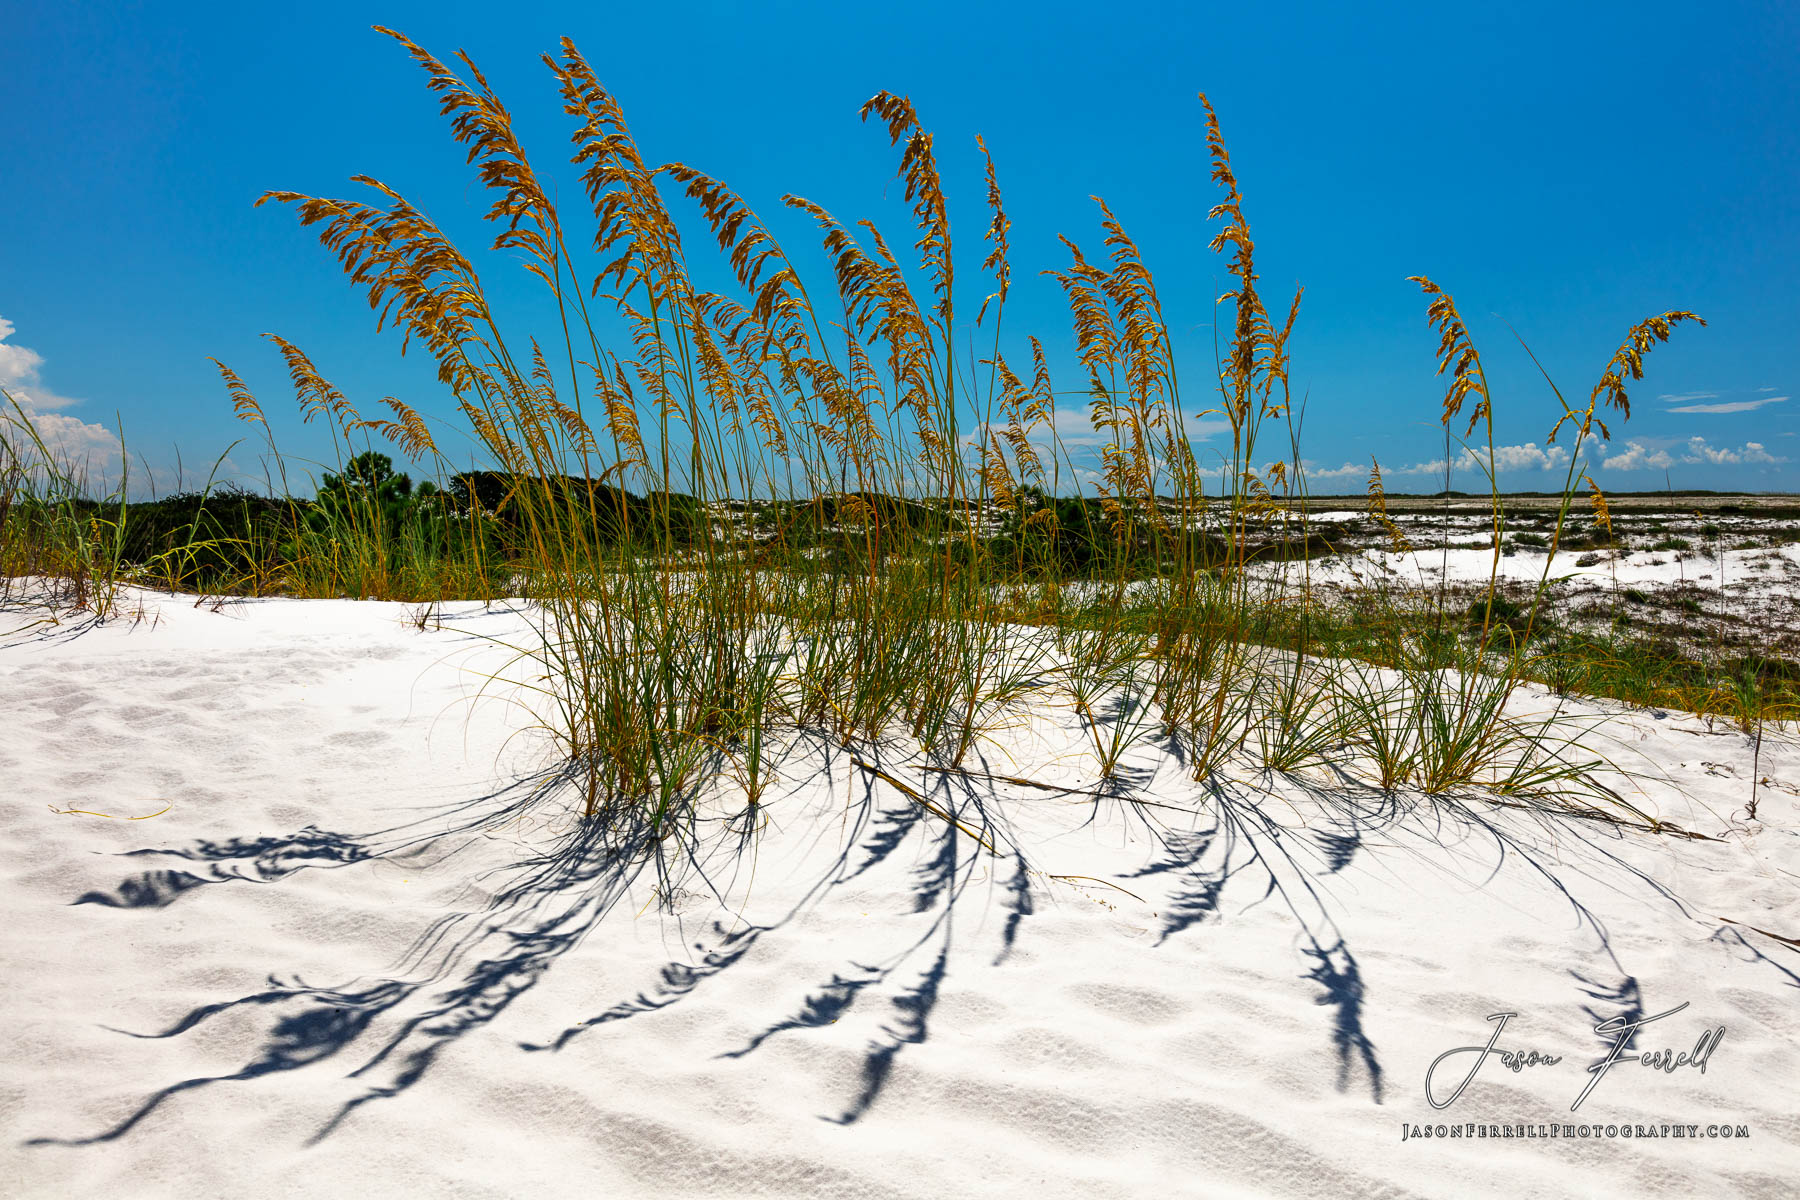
[27,740,1768,1148]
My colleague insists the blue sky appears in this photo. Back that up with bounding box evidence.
[2,0,1795,496]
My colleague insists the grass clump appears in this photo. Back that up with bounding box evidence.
[3,27,1741,844]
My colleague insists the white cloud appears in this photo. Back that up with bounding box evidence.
[16,410,124,477]
[0,316,86,413]
[1668,395,1787,414]
[1679,436,1781,466]
[1490,443,1572,472]
[0,318,44,385]
[1392,442,1570,477]
[1658,391,1719,404]
[0,314,121,475]
[1303,461,1371,481]
[1601,436,1786,470]
[1599,440,1673,471]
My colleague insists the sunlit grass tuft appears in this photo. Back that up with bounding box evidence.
[2,27,1750,848]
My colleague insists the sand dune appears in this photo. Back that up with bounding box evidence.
[3,590,1796,1198]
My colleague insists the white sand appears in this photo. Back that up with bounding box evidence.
[1261,539,1800,591]
[3,588,1798,1198]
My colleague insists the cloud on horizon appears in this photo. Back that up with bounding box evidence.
[1297,443,1580,487]
[1310,434,1791,485]
[1601,436,1785,471]
[0,314,121,471]
[1303,461,1371,481]
[1390,442,1573,478]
